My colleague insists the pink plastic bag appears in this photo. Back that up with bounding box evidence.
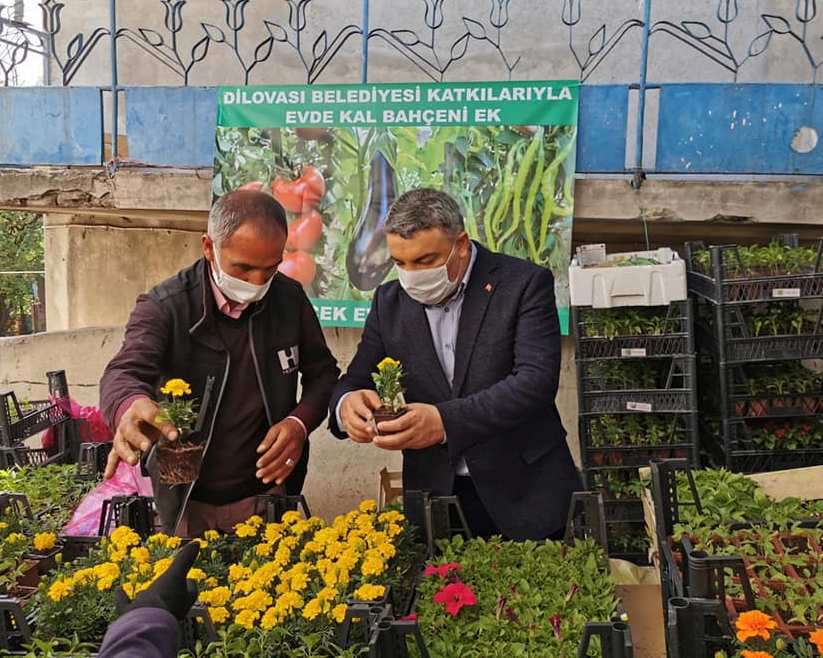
[43,398,113,455]
[63,460,153,537]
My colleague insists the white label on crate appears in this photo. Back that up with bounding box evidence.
[627,401,653,413]
[621,348,647,357]
[772,288,801,299]
[577,243,606,267]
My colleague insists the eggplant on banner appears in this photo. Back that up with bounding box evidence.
[346,151,397,291]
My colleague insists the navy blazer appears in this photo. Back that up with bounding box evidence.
[329,243,581,539]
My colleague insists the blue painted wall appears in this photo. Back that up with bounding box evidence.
[2,84,821,175]
[656,84,822,175]
[577,85,629,173]
[0,87,102,165]
[125,87,217,167]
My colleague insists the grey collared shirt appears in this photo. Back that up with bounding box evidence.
[425,243,477,476]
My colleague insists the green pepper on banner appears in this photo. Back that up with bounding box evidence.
[213,81,579,333]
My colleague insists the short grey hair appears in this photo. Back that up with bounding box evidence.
[384,188,464,239]
[208,190,287,247]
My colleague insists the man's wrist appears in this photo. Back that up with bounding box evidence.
[285,415,308,440]
[335,393,353,432]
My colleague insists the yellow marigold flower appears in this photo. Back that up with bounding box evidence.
[153,558,173,577]
[186,568,206,582]
[264,523,284,543]
[317,587,337,603]
[282,536,299,550]
[325,542,345,560]
[97,576,116,591]
[5,532,25,545]
[376,357,400,372]
[199,586,232,607]
[228,564,252,583]
[202,530,219,542]
[276,591,304,612]
[0,522,7,531]
[302,598,323,620]
[48,579,73,602]
[378,510,405,524]
[376,543,396,560]
[255,542,273,558]
[260,607,282,631]
[339,550,360,571]
[165,536,182,550]
[138,563,153,576]
[33,532,57,553]
[234,523,257,539]
[206,576,218,588]
[109,549,127,563]
[122,582,136,599]
[160,378,192,397]
[354,584,385,601]
[314,527,340,546]
[110,526,141,549]
[359,500,378,513]
[281,511,302,526]
[274,545,291,566]
[331,603,348,624]
[275,580,290,595]
[130,547,150,564]
[386,523,403,538]
[208,606,229,625]
[246,515,264,528]
[361,555,386,577]
[135,581,151,595]
[234,590,272,613]
[73,568,95,585]
[234,579,254,595]
[250,563,280,590]
[235,609,259,630]
[735,610,777,644]
[93,562,120,579]
[290,572,309,592]
[147,532,169,546]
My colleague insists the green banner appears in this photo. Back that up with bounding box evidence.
[214,81,578,333]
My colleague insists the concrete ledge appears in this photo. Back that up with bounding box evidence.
[3,168,822,231]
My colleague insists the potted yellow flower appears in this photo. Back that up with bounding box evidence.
[371,357,407,432]
[154,378,204,486]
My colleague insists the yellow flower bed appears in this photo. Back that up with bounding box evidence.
[35,500,409,648]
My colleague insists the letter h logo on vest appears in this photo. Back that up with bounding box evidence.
[277,345,300,374]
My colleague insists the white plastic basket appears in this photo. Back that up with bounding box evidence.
[569,246,687,308]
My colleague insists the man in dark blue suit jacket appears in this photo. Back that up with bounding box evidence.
[330,189,580,540]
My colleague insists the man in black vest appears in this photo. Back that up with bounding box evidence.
[100,190,339,535]
[330,189,580,541]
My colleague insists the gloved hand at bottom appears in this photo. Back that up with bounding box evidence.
[116,541,200,620]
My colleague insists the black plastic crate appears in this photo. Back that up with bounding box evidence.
[579,356,698,416]
[665,597,734,658]
[580,413,699,468]
[0,393,70,447]
[573,301,695,361]
[75,442,112,481]
[685,236,823,305]
[702,419,823,473]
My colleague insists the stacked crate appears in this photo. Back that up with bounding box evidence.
[571,247,699,563]
[686,235,823,472]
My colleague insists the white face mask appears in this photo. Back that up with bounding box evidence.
[397,242,460,306]
[211,247,275,304]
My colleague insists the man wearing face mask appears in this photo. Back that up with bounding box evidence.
[330,188,580,541]
[100,190,339,535]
